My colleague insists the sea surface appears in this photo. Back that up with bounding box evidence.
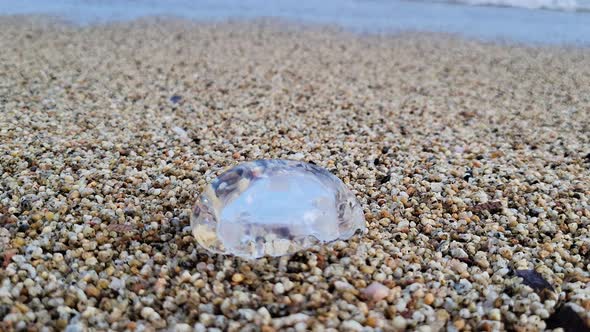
[1,0,589,45]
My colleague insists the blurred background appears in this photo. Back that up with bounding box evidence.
[1,0,590,45]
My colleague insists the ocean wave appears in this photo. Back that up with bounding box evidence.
[416,0,590,11]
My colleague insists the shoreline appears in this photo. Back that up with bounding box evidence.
[2,14,590,51]
[1,2,590,46]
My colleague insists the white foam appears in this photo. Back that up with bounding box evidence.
[424,0,590,11]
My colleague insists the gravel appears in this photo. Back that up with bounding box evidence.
[0,16,589,331]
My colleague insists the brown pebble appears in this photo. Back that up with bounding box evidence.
[490,150,504,158]
[232,273,245,283]
[2,249,18,268]
[14,302,29,313]
[56,319,67,329]
[454,319,466,330]
[365,316,380,327]
[12,238,26,248]
[85,285,101,298]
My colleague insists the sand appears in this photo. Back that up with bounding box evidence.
[0,16,589,331]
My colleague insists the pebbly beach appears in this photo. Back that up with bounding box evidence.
[0,16,590,331]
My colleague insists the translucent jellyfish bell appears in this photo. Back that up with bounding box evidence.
[191,160,366,259]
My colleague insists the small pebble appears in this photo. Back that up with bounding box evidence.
[362,282,390,302]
